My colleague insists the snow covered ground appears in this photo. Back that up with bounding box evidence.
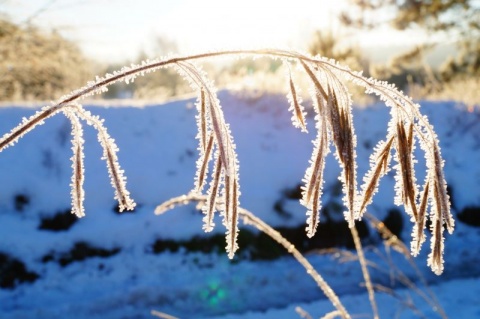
[0,91,479,318]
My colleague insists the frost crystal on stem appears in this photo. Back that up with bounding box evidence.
[173,61,241,258]
[70,103,136,212]
[285,62,307,132]
[0,49,454,274]
[64,108,86,218]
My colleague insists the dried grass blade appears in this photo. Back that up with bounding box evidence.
[360,161,385,216]
[320,311,342,319]
[176,60,233,177]
[359,136,394,217]
[303,129,327,205]
[306,176,322,237]
[378,136,394,175]
[0,105,62,152]
[151,310,179,319]
[300,59,328,102]
[395,121,419,223]
[341,109,356,221]
[428,203,444,275]
[73,105,135,212]
[350,224,379,319]
[301,121,328,237]
[295,306,314,319]
[364,212,411,257]
[104,139,134,211]
[407,121,414,155]
[175,62,208,155]
[202,154,223,232]
[154,194,351,319]
[194,133,214,193]
[223,172,231,225]
[241,209,351,319]
[226,177,239,258]
[199,89,208,151]
[412,180,429,256]
[72,145,84,216]
[207,95,232,175]
[155,194,199,215]
[286,66,307,132]
[174,60,242,258]
[64,109,86,218]
[433,144,454,233]
[327,87,356,225]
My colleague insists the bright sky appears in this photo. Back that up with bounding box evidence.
[1,0,427,63]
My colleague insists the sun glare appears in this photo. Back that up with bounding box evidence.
[154,0,340,52]
[2,0,387,62]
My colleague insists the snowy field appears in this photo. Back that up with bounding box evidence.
[0,91,479,318]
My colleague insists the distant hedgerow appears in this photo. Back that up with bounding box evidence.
[0,18,91,101]
[0,50,454,315]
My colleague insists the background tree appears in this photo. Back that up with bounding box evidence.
[102,36,188,100]
[307,28,372,104]
[0,17,92,101]
[308,28,366,72]
[341,0,480,89]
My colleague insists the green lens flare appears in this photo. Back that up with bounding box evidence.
[199,280,227,307]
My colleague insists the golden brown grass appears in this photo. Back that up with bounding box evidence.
[0,50,455,318]
[0,49,453,273]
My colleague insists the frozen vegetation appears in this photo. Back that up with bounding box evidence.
[0,91,479,318]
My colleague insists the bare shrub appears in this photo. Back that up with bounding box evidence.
[0,18,92,101]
